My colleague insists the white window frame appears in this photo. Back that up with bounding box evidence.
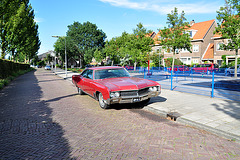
[193,45,199,52]
[193,59,198,63]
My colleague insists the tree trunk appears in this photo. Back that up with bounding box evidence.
[134,62,137,71]
[234,49,238,78]
[79,55,82,68]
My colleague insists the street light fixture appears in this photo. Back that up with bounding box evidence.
[52,35,67,79]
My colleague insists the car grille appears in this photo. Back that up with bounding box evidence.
[120,88,149,97]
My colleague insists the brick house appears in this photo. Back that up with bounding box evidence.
[212,33,240,66]
[151,19,226,66]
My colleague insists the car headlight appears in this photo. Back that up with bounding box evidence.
[110,92,120,98]
[149,86,158,92]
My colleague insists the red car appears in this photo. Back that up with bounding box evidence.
[168,65,190,71]
[72,66,161,109]
[192,64,219,73]
[124,65,134,70]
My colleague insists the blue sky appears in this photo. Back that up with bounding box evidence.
[30,0,225,55]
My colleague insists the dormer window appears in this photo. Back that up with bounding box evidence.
[185,30,197,38]
[189,31,192,38]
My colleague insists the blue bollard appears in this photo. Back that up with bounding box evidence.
[171,70,173,90]
[211,72,214,98]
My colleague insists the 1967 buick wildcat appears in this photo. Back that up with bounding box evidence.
[72,66,161,109]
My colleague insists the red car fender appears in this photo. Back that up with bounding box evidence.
[72,75,82,85]
[93,81,111,100]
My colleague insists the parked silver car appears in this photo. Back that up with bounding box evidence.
[44,65,51,70]
[225,65,240,76]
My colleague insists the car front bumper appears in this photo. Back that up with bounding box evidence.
[106,90,161,105]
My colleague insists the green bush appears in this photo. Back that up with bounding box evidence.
[0,63,34,90]
[0,59,30,79]
[164,58,183,67]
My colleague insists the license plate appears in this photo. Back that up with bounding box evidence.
[133,98,140,102]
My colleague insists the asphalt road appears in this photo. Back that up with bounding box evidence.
[0,68,240,159]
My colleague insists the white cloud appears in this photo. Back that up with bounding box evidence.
[34,17,43,23]
[100,0,148,10]
[99,0,222,15]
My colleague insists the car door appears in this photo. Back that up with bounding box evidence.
[80,69,95,95]
[79,70,89,92]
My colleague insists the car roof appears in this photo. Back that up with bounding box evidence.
[87,66,124,70]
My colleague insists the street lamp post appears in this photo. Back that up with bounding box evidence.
[52,36,67,79]
[55,55,57,74]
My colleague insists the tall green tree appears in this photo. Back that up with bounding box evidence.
[0,0,40,61]
[66,21,106,66]
[94,49,104,64]
[104,32,131,65]
[159,7,192,71]
[53,36,78,67]
[104,23,154,69]
[215,0,240,78]
[131,23,154,69]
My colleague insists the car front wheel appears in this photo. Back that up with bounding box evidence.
[98,92,110,109]
[77,87,84,95]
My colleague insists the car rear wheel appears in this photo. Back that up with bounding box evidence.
[77,87,84,95]
[98,92,110,109]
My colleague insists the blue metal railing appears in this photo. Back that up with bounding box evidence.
[129,68,240,102]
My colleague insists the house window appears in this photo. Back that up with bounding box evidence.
[189,31,192,38]
[180,57,191,65]
[217,43,224,51]
[193,45,199,52]
[193,59,198,63]
[217,60,222,66]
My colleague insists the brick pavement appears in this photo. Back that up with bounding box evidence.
[0,69,240,159]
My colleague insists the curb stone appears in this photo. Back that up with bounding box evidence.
[145,106,240,143]
[177,117,240,143]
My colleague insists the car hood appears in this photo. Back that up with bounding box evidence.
[97,77,159,91]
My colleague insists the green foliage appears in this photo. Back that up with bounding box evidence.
[45,54,52,65]
[104,23,154,67]
[0,0,40,61]
[151,53,163,67]
[0,59,30,79]
[159,7,192,70]
[0,60,33,90]
[164,58,183,67]
[120,54,131,66]
[36,60,45,67]
[215,0,240,77]
[67,21,106,65]
[94,49,104,63]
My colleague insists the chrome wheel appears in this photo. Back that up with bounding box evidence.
[77,87,83,95]
[98,92,109,109]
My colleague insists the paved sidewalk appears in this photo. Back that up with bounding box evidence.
[53,68,240,142]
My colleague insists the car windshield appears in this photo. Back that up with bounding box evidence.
[94,68,130,79]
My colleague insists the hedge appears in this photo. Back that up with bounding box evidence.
[0,59,30,79]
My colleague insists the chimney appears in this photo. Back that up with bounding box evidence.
[190,20,195,26]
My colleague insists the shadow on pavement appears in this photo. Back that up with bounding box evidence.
[109,96,167,110]
[212,100,240,120]
[0,71,75,159]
